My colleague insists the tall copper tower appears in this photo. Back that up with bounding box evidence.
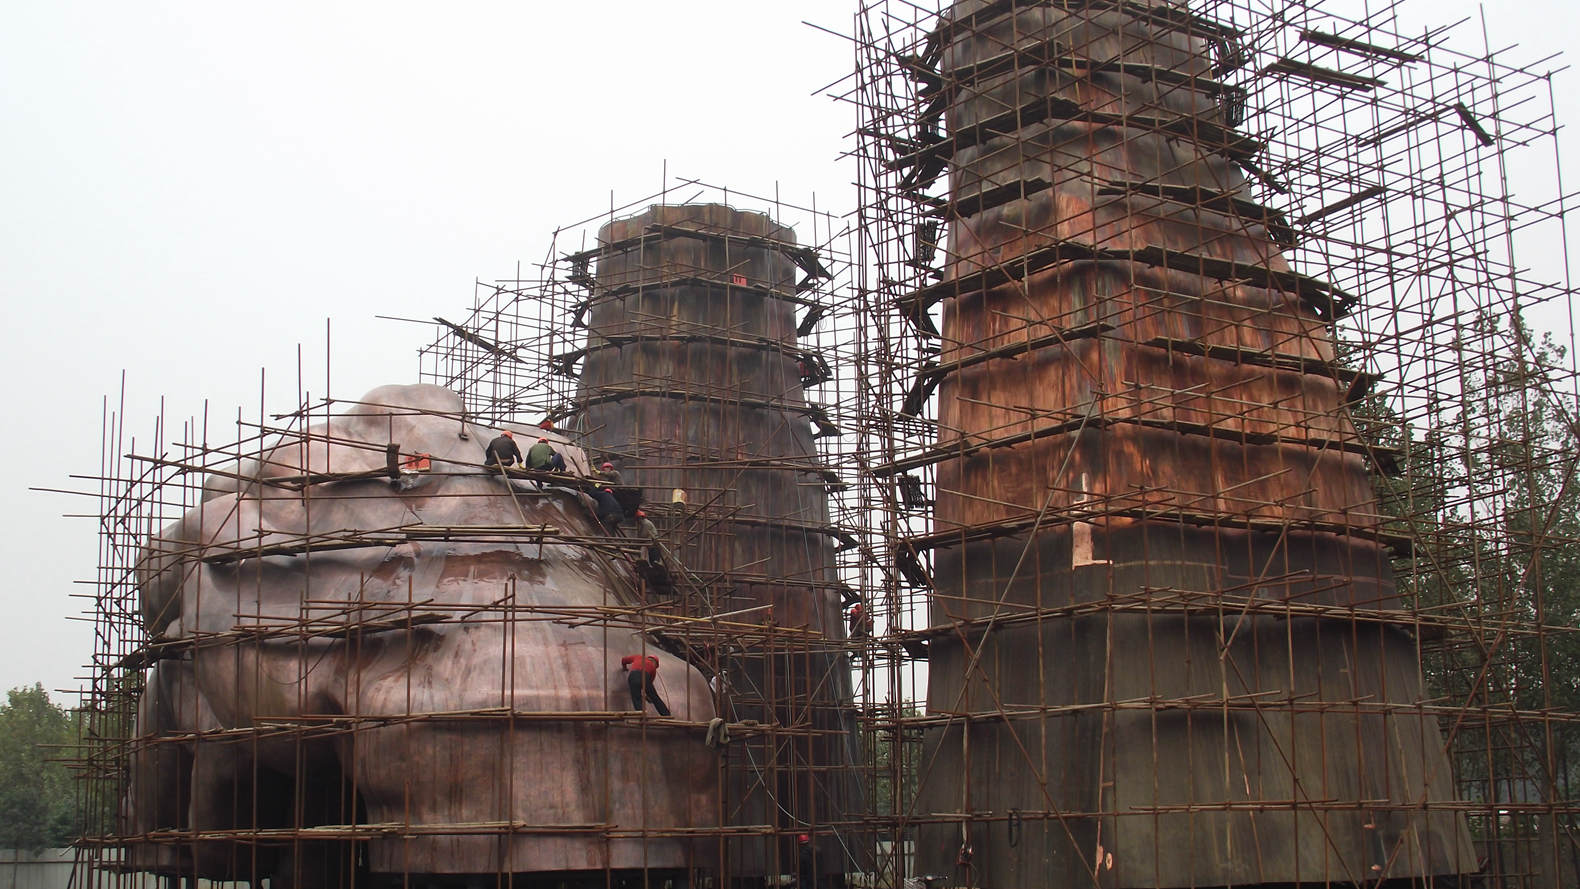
[905,1,1474,885]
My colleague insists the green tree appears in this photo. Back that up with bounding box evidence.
[0,684,78,851]
[1456,320,1580,791]
[1355,312,1580,877]
[864,705,921,817]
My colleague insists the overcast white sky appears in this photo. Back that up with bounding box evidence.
[2,1,1578,705]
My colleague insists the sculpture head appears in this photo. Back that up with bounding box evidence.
[127,384,717,882]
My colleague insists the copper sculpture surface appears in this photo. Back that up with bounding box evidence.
[129,384,716,884]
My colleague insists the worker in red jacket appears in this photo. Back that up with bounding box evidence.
[620,653,671,716]
[848,601,873,640]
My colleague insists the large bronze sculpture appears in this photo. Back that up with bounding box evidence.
[128,384,716,887]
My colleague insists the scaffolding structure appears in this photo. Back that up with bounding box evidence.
[70,180,886,889]
[63,0,1580,888]
[844,0,1580,886]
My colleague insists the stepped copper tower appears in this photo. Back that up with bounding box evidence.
[903,1,1473,885]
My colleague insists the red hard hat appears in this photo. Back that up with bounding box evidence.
[602,462,613,469]
[797,833,810,844]
[501,430,514,438]
[636,509,646,518]
[538,437,549,442]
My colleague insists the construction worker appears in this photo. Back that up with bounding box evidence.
[635,509,663,567]
[848,601,873,640]
[596,461,622,486]
[620,653,670,716]
[594,487,625,529]
[526,437,566,473]
[796,833,816,889]
[484,430,523,468]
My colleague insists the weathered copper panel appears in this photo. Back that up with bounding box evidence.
[577,204,858,876]
[914,2,1473,885]
[127,384,717,883]
[580,206,836,626]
